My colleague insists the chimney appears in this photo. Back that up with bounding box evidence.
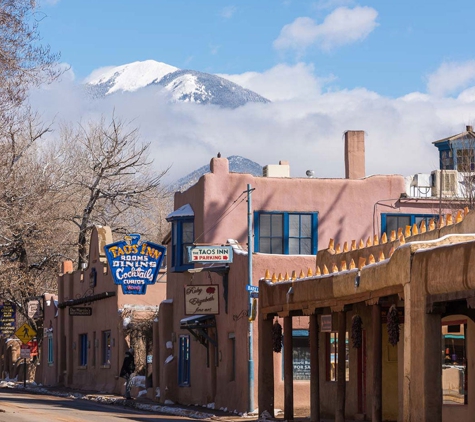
[344,130,365,179]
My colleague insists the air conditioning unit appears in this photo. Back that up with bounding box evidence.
[411,173,431,187]
[431,170,458,197]
[262,163,290,178]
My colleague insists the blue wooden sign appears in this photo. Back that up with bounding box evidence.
[0,303,16,337]
[104,234,166,295]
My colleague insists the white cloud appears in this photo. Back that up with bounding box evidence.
[220,6,237,19]
[314,0,355,10]
[28,62,475,187]
[274,6,378,53]
[427,60,475,97]
[218,63,329,101]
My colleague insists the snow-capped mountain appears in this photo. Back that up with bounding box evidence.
[85,60,178,95]
[85,60,270,108]
[168,155,263,193]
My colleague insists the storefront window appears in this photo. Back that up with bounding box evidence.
[442,319,467,405]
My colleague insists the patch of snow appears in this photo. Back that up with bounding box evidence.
[165,355,174,364]
[166,341,173,349]
[155,387,160,398]
[137,389,147,398]
[164,399,175,405]
[206,402,215,409]
[85,60,178,95]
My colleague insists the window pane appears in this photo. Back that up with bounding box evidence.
[260,214,271,236]
[271,238,283,254]
[289,214,300,237]
[300,215,311,237]
[300,239,311,255]
[260,238,271,254]
[182,222,194,243]
[289,238,299,254]
[386,216,410,235]
[271,214,283,236]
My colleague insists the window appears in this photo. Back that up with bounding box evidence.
[326,332,349,382]
[47,335,53,364]
[178,335,191,386]
[381,213,437,236]
[79,333,88,366]
[255,212,318,255]
[229,333,236,382]
[456,149,475,172]
[442,319,467,405]
[172,219,194,271]
[102,330,111,365]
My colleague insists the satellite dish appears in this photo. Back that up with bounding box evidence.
[306,170,315,177]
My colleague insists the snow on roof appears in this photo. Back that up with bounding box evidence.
[166,204,194,221]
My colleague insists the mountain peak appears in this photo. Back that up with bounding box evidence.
[85,60,178,95]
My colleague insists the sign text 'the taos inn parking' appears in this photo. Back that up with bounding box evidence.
[187,246,233,263]
[185,285,219,315]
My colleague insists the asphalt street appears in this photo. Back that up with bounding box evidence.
[0,389,202,422]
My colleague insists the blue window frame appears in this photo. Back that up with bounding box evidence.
[47,335,53,364]
[79,333,88,366]
[171,219,194,272]
[178,335,191,386]
[102,330,111,365]
[254,212,318,254]
[381,213,437,235]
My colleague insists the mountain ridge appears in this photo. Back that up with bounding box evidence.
[85,60,270,108]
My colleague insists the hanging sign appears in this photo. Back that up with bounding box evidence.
[0,303,16,337]
[184,285,219,315]
[321,315,333,332]
[104,234,166,295]
[187,246,233,263]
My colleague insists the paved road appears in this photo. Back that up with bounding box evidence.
[0,389,201,422]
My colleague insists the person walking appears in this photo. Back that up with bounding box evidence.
[120,348,135,399]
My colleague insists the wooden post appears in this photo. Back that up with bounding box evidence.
[335,311,347,422]
[284,316,294,420]
[309,314,320,422]
[372,304,382,422]
[258,314,275,417]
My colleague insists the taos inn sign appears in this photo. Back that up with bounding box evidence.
[187,245,233,263]
[105,234,166,295]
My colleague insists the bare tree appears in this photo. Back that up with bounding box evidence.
[0,0,61,123]
[58,116,170,268]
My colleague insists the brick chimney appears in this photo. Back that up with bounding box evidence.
[344,130,365,179]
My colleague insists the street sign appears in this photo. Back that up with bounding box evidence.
[188,246,233,263]
[69,307,92,316]
[246,285,259,293]
[15,323,36,344]
[20,345,30,359]
[250,292,259,299]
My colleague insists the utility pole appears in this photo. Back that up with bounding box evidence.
[246,184,255,413]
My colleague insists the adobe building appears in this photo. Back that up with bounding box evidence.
[159,130,458,413]
[258,208,475,422]
[41,226,166,396]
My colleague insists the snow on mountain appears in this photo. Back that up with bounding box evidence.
[84,60,270,108]
[85,60,178,95]
[157,69,269,108]
[168,155,263,193]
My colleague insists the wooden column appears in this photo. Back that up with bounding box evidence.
[372,303,382,422]
[335,311,346,422]
[309,314,320,422]
[258,314,275,417]
[284,316,294,421]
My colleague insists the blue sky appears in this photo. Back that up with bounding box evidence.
[40,0,475,97]
[32,0,475,182]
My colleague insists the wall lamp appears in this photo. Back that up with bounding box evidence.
[355,270,361,288]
